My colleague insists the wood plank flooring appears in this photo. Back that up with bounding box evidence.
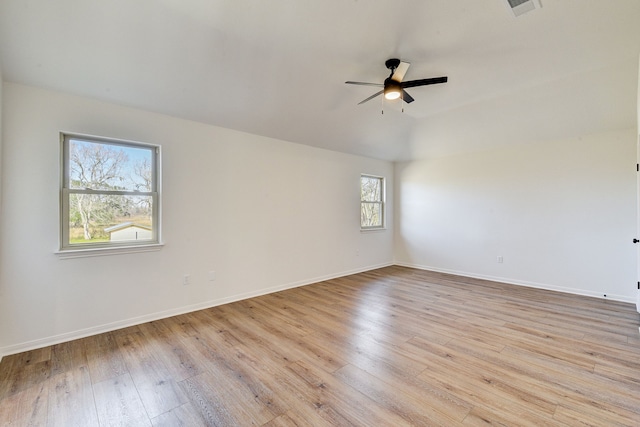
[1,266,639,426]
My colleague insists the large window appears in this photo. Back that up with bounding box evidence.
[60,133,160,251]
[361,174,385,229]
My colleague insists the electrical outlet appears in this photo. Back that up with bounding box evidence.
[497,256,504,264]
[183,274,190,285]
[208,271,216,281]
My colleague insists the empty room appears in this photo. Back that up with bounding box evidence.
[1,1,640,426]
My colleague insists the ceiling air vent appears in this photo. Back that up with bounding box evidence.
[506,0,541,17]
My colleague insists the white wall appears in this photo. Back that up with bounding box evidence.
[0,69,4,362]
[0,82,394,356]
[0,68,3,325]
[636,54,640,312]
[395,129,637,302]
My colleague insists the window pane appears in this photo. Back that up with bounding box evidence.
[69,139,153,192]
[361,202,382,227]
[361,176,381,202]
[68,194,153,244]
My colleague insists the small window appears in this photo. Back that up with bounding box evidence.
[60,133,160,251]
[361,174,385,229]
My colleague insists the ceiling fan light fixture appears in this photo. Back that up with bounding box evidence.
[384,88,401,100]
[384,81,402,100]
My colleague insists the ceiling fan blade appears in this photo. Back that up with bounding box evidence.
[391,61,410,82]
[401,76,448,88]
[358,90,383,105]
[345,81,383,87]
[402,90,415,104]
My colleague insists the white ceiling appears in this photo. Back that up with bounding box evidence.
[1,0,639,161]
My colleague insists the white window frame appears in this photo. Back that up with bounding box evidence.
[59,132,162,256]
[360,174,385,230]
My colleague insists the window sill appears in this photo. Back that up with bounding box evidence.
[360,227,386,233]
[56,243,164,259]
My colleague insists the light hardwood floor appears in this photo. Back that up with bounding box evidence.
[1,266,639,426]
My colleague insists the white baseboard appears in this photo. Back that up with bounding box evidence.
[394,261,636,304]
[0,262,392,360]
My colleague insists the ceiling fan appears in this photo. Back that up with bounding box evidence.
[345,58,447,105]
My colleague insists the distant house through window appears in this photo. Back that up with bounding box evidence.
[361,174,385,229]
[60,133,160,251]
